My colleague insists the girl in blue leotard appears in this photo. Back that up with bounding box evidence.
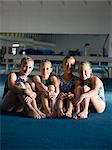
[57,56,77,118]
[1,57,45,119]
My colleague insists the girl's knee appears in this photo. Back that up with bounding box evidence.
[90,96,106,113]
[83,85,90,93]
[97,104,106,113]
[48,85,55,92]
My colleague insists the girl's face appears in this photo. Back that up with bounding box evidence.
[20,61,34,76]
[78,63,91,80]
[39,62,52,79]
[63,58,75,74]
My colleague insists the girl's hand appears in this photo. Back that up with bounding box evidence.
[58,92,66,100]
[49,92,57,101]
[67,92,74,100]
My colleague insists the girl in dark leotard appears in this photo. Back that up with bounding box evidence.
[33,59,60,118]
[1,57,45,119]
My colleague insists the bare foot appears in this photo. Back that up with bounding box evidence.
[40,112,46,118]
[58,110,65,118]
[77,110,88,119]
[65,111,72,118]
[46,112,52,118]
[36,110,46,118]
[27,111,41,119]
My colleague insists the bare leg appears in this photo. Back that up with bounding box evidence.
[17,94,41,119]
[77,97,90,119]
[77,85,90,119]
[73,104,80,119]
[41,94,52,118]
[57,100,65,117]
[24,83,44,118]
[90,95,106,113]
[48,85,56,117]
[73,86,82,118]
[1,91,20,112]
[31,99,46,118]
[66,100,73,118]
[78,85,105,118]
[11,102,24,113]
[50,99,57,118]
[57,92,66,118]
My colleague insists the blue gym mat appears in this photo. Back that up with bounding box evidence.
[0,75,112,150]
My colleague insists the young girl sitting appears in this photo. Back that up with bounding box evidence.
[57,56,77,118]
[1,57,45,119]
[73,61,106,119]
[33,59,60,118]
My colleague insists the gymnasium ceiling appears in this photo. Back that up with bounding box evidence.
[0,0,111,9]
[0,0,111,5]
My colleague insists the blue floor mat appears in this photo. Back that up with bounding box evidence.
[1,111,112,150]
[0,75,112,150]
